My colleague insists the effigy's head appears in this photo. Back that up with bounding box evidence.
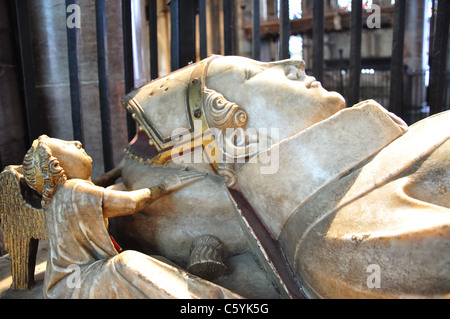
[122,55,345,184]
[205,55,345,137]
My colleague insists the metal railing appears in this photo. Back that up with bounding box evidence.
[3,0,450,174]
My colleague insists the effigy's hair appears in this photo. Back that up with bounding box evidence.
[203,88,248,130]
[22,135,67,207]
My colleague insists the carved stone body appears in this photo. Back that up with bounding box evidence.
[115,55,449,298]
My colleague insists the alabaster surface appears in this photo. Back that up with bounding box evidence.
[44,178,240,298]
[279,110,450,298]
[237,101,407,237]
[117,55,449,299]
[5,55,446,299]
[119,163,248,263]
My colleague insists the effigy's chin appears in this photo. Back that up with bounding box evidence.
[325,90,346,108]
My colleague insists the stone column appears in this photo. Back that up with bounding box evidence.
[25,0,132,178]
[0,0,29,170]
[403,0,429,122]
[404,0,426,71]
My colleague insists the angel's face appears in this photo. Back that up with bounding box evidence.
[46,138,92,181]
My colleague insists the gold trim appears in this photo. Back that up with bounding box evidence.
[122,56,220,172]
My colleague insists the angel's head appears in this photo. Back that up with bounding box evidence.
[22,135,92,206]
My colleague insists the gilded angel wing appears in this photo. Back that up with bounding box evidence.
[0,165,46,290]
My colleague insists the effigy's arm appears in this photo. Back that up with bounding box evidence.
[92,159,125,188]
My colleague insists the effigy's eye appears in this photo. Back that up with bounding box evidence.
[245,66,264,80]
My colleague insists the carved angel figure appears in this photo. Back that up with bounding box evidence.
[16,135,240,299]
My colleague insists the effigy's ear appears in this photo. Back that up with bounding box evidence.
[203,87,248,130]
[203,87,251,189]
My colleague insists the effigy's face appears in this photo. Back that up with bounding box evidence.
[206,56,346,140]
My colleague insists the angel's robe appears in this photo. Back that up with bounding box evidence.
[43,179,241,299]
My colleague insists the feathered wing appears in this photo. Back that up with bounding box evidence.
[0,166,46,290]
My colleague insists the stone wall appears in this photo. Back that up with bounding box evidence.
[0,0,133,179]
[0,0,29,171]
[27,0,129,178]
